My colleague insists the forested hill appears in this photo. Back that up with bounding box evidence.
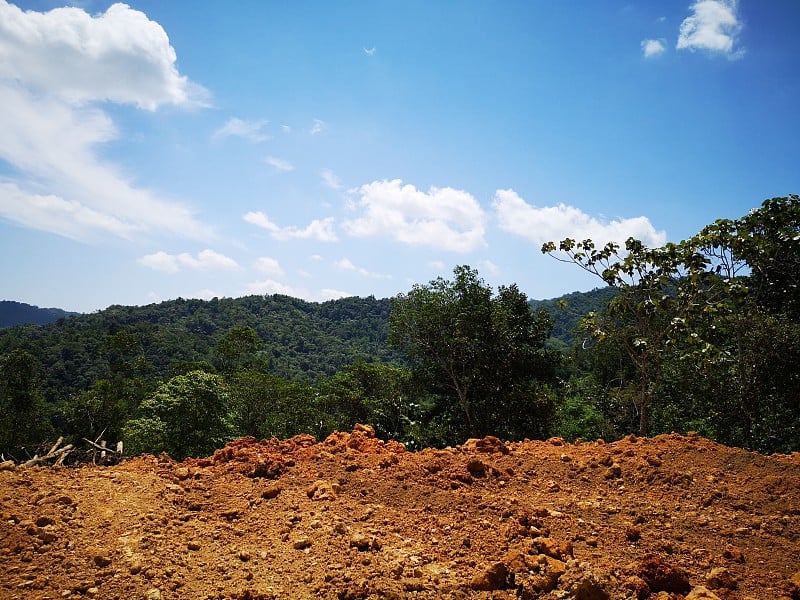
[0,295,398,403]
[0,301,78,328]
[530,287,618,349]
[0,288,616,406]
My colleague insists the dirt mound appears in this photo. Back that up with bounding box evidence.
[2,426,799,599]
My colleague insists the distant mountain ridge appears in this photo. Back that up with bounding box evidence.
[0,301,79,328]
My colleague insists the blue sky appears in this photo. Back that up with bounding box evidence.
[1,0,798,313]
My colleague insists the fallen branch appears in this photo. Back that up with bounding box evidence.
[82,438,123,454]
[22,443,74,468]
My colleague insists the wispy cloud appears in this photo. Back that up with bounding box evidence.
[265,156,294,172]
[334,257,390,279]
[641,39,666,58]
[677,0,744,57]
[342,179,486,253]
[310,118,327,135]
[0,1,212,243]
[492,189,666,248]
[212,117,270,143]
[244,211,338,242]
[364,47,377,56]
[138,249,241,273]
[320,168,342,190]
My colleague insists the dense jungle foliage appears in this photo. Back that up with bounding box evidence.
[1,196,797,459]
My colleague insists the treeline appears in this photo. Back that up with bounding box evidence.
[1,195,797,459]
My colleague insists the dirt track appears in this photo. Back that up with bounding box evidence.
[2,426,799,599]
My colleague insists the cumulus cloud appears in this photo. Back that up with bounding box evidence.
[641,39,666,58]
[0,1,207,109]
[342,179,487,253]
[265,156,294,172]
[137,249,240,273]
[212,117,270,143]
[677,0,743,57]
[244,211,338,242]
[0,1,212,243]
[254,256,284,276]
[243,279,351,302]
[321,168,342,190]
[492,189,666,248]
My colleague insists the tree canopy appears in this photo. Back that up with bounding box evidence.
[389,265,559,444]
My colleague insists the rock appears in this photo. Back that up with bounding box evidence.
[636,555,691,594]
[35,515,54,527]
[307,479,340,501]
[349,532,373,551]
[645,455,663,467]
[533,536,574,560]
[353,423,376,437]
[685,586,722,599]
[174,467,190,480]
[261,485,282,499]
[625,525,642,542]
[705,566,738,590]
[463,436,510,454]
[187,541,201,551]
[0,460,16,471]
[515,555,566,596]
[603,463,623,479]
[621,575,650,600]
[722,544,745,563]
[558,563,611,600]
[92,552,111,568]
[145,589,162,600]
[470,562,508,591]
[292,537,312,550]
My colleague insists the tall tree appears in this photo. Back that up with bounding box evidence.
[123,370,235,459]
[0,349,53,455]
[541,237,732,436]
[389,266,558,443]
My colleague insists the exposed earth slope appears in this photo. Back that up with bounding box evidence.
[2,427,799,599]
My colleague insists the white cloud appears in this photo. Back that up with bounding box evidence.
[0,1,208,109]
[310,119,327,135]
[364,47,377,56]
[334,257,390,279]
[244,279,306,297]
[0,1,212,243]
[244,211,338,242]
[281,125,292,134]
[138,249,240,273]
[477,260,500,276]
[254,256,284,276]
[641,39,666,58]
[212,117,270,143]
[492,189,666,248]
[265,156,294,172]
[321,168,342,190]
[243,280,350,302]
[320,288,353,300]
[343,179,487,252]
[677,0,743,57]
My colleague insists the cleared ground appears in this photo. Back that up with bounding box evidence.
[2,426,799,599]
